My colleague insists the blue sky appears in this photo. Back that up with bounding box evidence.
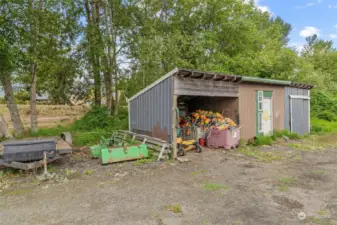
[253,0,337,51]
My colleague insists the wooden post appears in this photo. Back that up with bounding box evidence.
[43,151,48,175]
[172,95,178,159]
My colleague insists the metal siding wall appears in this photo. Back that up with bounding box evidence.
[129,77,173,142]
[284,87,310,134]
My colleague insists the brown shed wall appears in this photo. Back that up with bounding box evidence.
[239,84,284,140]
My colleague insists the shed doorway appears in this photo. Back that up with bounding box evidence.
[177,95,239,141]
[178,96,239,121]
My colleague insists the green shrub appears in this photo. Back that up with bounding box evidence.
[14,90,30,103]
[71,106,113,131]
[310,91,337,117]
[317,110,337,121]
[28,106,129,146]
[311,124,323,134]
[311,118,337,133]
[72,130,109,146]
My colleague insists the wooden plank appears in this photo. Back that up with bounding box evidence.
[213,74,225,81]
[174,76,239,97]
[118,130,168,143]
[175,89,239,97]
[172,95,178,159]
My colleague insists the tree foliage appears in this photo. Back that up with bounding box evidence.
[1,0,337,133]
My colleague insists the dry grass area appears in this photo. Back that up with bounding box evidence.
[0,104,89,129]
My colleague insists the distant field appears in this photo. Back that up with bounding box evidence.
[0,104,90,130]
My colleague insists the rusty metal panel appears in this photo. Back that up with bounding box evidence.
[239,84,285,140]
[284,87,310,134]
[173,76,239,97]
[129,77,173,142]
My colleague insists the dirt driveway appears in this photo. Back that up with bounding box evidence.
[1,142,337,225]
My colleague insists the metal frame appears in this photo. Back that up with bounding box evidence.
[289,95,310,132]
[289,95,311,100]
[128,101,131,131]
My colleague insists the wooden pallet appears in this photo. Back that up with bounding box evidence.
[117,130,172,161]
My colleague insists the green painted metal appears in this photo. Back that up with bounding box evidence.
[90,145,102,158]
[100,144,148,165]
[242,76,291,86]
[263,91,273,98]
[255,91,259,136]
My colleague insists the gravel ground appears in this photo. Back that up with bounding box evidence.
[1,146,337,225]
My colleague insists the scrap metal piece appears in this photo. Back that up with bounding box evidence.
[60,132,72,145]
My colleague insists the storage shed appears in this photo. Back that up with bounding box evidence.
[128,68,314,156]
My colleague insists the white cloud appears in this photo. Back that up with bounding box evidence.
[290,43,305,54]
[258,5,270,13]
[330,34,337,38]
[328,4,337,8]
[244,0,272,14]
[300,26,320,37]
[296,0,323,9]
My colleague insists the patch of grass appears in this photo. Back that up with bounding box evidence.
[253,136,274,146]
[132,158,155,166]
[317,210,329,216]
[238,146,284,162]
[203,221,213,225]
[30,125,69,137]
[279,177,296,185]
[272,130,301,140]
[278,177,295,192]
[309,217,337,225]
[278,185,289,192]
[203,183,228,191]
[83,169,95,175]
[47,165,57,173]
[288,134,337,151]
[312,170,326,175]
[64,168,81,179]
[0,168,23,179]
[192,170,206,176]
[1,188,33,196]
[165,204,182,213]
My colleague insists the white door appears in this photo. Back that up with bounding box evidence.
[262,98,272,135]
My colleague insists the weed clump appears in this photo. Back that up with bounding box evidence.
[165,204,182,213]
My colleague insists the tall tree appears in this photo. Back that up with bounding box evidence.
[84,0,103,105]
[0,0,25,136]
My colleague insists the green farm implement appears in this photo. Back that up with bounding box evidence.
[89,132,149,165]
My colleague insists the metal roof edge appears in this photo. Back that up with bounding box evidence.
[241,76,291,85]
[128,67,179,102]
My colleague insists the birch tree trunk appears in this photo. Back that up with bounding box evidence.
[0,75,24,136]
[104,0,113,113]
[30,64,38,132]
